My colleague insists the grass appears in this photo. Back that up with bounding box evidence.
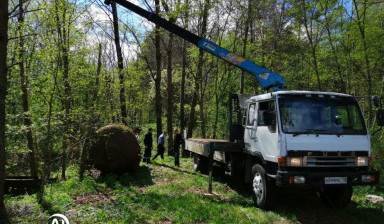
[5,156,384,223]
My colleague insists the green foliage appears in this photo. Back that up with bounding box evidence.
[4,1,384,222]
[6,159,384,223]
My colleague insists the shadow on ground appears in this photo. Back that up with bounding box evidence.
[191,164,384,224]
[272,191,384,224]
[95,165,154,188]
[142,161,384,224]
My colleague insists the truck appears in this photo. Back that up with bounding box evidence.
[187,92,383,208]
[105,0,382,208]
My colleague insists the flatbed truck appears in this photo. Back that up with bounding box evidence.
[104,0,382,208]
[186,92,382,208]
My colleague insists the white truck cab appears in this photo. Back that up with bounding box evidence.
[241,91,379,208]
[244,91,370,163]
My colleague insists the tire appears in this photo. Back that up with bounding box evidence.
[321,186,352,208]
[193,154,209,174]
[251,164,275,209]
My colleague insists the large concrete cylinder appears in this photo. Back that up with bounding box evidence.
[90,124,140,173]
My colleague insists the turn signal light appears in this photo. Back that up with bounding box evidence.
[278,157,286,167]
[362,175,376,183]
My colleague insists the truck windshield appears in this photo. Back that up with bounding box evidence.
[278,95,367,135]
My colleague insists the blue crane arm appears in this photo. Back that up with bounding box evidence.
[198,39,285,91]
[105,0,285,91]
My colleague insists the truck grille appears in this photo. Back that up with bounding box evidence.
[304,156,356,167]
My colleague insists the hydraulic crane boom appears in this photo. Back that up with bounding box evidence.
[105,0,286,91]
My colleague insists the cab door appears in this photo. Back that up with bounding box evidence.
[255,100,279,162]
[244,100,279,162]
[244,101,258,152]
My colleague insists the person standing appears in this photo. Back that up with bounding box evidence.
[143,128,153,163]
[153,131,167,161]
[173,129,184,167]
[134,128,142,142]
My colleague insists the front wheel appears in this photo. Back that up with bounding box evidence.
[251,164,275,209]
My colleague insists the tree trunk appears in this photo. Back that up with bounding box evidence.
[240,0,252,94]
[0,0,8,218]
[301,0,322,91]
[112,2,128,125]
[161,0,176,155]
[197,0,210,138]
[213,58,220,139]
[166,32,174,155]
[55,1,71,181]
[187,90,198,138]
[18,0,38,178]
[93,43,102,104]
[180,0,189,155]
[155,0,163,139]
[80,44,102,179]
[353,0,373,125]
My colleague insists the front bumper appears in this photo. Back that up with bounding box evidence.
[276,170,380,187]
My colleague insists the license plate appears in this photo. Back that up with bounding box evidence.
[325,177,347,184]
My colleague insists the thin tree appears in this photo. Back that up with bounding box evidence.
[180,0,189,154]
[198,0,210,138]
[111,2,128,125]
[240,0,252,94]
[155,0,163,139]
[353,0,373,124]
[161,0,177,154]
[300,0,322,90]
[187,0,209,138]
[54,0,72,181]
[0,0,9,221]
[17,0,38,178]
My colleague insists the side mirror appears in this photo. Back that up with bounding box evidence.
[372,96,380,108]
[377,109,384,126]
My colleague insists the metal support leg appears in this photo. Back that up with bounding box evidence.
[208,143,215,193]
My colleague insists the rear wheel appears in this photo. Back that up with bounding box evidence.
[321,186,352,208]
[193,154,208,174]
[251,164,275,209]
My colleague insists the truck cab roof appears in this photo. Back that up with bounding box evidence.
[248,91,352,102]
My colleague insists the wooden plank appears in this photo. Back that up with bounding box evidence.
[186,138,243,163]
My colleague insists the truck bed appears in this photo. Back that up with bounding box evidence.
[185,138,242,163]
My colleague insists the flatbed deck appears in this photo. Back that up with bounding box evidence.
[185,138,242,163]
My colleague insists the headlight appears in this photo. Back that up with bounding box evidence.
[356,156,368,166]
[287,157,302,167]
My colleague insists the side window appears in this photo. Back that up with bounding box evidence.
[247,103,256,126]
[258,101,276,133]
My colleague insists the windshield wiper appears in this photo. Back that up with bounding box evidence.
[305,129,328,132]
[304,129,329,135]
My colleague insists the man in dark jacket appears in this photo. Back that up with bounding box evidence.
[173,129,184,167]
[143,128,153,163]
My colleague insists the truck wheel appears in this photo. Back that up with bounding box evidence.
[321,186,352,208]
[193,154,208,174]
[251,164,274,209]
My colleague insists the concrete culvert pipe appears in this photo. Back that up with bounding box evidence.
[90,124,141,173]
